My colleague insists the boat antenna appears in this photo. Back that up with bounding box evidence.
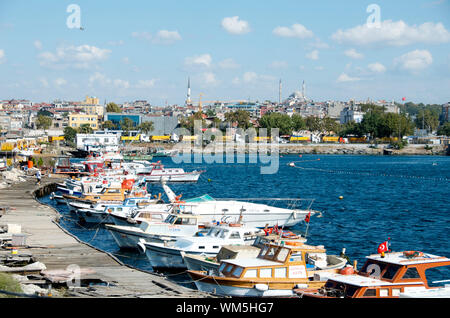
[238,206,244,224]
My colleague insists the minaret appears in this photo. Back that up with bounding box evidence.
[186,77,191,106]
[302,80,306,99]
[278,79,282,105]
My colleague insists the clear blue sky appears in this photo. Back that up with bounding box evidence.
[0,0,449,105]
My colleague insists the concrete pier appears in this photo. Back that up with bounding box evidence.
[0,177,212,298]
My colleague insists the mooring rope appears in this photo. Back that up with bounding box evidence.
[289,162,450,182]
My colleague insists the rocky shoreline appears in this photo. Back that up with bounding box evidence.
[131,143,448,156]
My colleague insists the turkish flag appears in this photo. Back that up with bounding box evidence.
[377,241,389,254]
[304,212,311,223]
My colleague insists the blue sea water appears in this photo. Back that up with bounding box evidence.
[38,154,450,288]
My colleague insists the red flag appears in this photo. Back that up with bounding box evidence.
[304,211,311,223]
[377,240,389,254]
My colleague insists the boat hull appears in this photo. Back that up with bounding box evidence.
[76,209,111,224]
[144,243,214,270]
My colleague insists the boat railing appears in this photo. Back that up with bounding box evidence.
[214,198,316,211]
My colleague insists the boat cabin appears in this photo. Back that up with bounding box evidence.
[313,251,450,298]
[216,243,330,281]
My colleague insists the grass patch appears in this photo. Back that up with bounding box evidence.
[0,273,23,298]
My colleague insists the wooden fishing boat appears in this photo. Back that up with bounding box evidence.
[182,232,307,274]
[187,242,347,297]
[294,250,450,298]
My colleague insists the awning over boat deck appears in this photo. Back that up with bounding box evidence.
[185,194,215,203]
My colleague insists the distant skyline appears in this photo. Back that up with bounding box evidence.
[0,0,449,105]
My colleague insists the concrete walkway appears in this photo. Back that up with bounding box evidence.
[0,177,211,298]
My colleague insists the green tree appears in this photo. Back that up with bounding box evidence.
[415,109,439,132]
[437,122,450,136]
[36,115,52,130]
[102,120,116,130]
[305,116,322,133]
[139,121,154,135]
[224,110,251,129]
[321,117,341,134]
[78,123,93,134]
[291,114,306,132]
[63,126,77,142]
[106,102,122,113]
[120,117,135,133]
[179,112,206,134]
[360,108,385,139]
[339,121,363,137]
[258,113,293,136]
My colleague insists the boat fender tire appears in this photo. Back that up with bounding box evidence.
[254,284,269,292]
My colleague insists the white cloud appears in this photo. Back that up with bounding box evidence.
[218,58,240,69]
[0,49,5,63]
[306,50,319,60]
[394,49,433,72]
[203,72,218,85]
[308,39,329,49]
[131,31,152,41]
[337,73,361,83]
[89,72,111,87]
[273,23,314,39]
[221,16,250,34]
[344,48,364,59]
[332,20,450,46]
[132,30,181,44]
[184,53,212,68]
[108,40,124,46]
[122,57,130,64]
[136,79,157,88]
[269,60,288,69]
[243,71,258,83]
[113,79,130,89]
[34,40,43,50]
[38,44,111,70]
[54,78,67,86]
[233,71,276,85]
[39,77,49,88]
[155,30,182,44]
[368,62,386,73]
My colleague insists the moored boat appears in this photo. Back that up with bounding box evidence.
[140,224,266,270]
[106,214,203,250]
[294,250,450,298]
[187,242,347,297]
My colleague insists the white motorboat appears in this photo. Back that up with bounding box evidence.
[75,196,157,224]
[138,162,203,183]
[160,183,318,228]
[105,214,203,249]
[139,224,265,270]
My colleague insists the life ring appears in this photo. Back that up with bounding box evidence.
[403,251,424,258]
[285,241,303,246]
[281,231,299,239]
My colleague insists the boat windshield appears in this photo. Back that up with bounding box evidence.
[359,260,388,279]
[207,227,222,237]
[164,214,177,224]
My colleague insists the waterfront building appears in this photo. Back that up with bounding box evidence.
[340,105,364,124]
[68,113,99,130]
[76,131,121,150]
[442,102,450,122]
[85,95,99,105]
